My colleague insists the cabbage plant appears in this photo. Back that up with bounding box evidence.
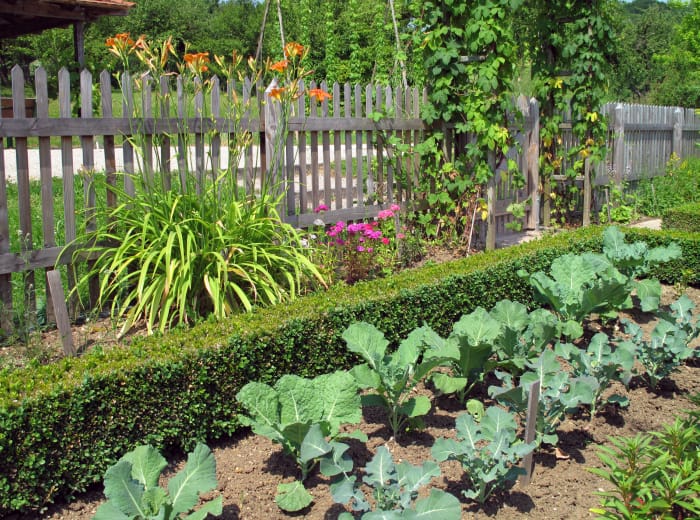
[93,443,222,520]
[235,370,363,511]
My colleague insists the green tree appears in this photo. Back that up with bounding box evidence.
[652,0,700,107]
[610,2,679,102]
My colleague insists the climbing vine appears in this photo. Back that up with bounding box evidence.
[529,0,616,226]
[411,0,523,243]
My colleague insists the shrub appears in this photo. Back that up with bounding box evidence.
[635,156,700,218]
[663,202,700,233]
[0,226,697,514]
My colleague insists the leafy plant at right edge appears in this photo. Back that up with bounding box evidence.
[235,370,364,511]
[342,322,444,439]
[589,409,700,520]
[94,443,222,520]
[331,445,462,519]
[432,405,536,504]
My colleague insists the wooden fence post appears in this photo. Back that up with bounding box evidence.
[673,108,684,159]
[36,67,56,325]
[46,270,75,357]
[80,69,99,309]
[486,150,497,251]
[12,65,36,316]
[527,97,540,230]
[583,157,591,226]
[613,103,625,185]
[0,89,10,332]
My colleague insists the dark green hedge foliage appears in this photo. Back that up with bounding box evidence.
[0,226,697,514]
[663,202,700,233]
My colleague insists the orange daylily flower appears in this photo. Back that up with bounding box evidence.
[284,42,305,59]
[184,52,210,74]
[106,32,136,60]
[308,88,331,102]
[268,87,286,100]
[269,60,289,73]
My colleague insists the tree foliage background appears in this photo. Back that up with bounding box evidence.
[0,0,698,107]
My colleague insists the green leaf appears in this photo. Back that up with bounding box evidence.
[168,443,219,518]
[634,279,662,312]
[404,488,462,519]
[281,422,311,448]
[182,495,223,520]
[276,374,324,426]
[454,307,501,346]
[319,441,353,477]
[315,370,362,432]
[398,395,431,418]
[365,446,396,488]
[93,500,132,520]
[122,445,167,490]
[431,373,468,394]
[352,364,383,390]
[343,322,389,368]
[490,299,529,332]
[235,382,281,439]
[275,480,313,512]
[300,423,332,464]
[100,460,147,518]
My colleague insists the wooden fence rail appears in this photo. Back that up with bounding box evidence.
[0,64,699,333]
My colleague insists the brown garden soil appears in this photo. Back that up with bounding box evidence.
[9,284,697,520]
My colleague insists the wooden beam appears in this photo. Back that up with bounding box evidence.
[73,21,85,69]
[0,2,87,21]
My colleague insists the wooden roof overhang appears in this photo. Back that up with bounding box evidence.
[0,0,134,39]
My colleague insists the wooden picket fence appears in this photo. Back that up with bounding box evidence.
[0,64,698,333]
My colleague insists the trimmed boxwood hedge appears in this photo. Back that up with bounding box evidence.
[0,226,698,514]
[663,202,700,233]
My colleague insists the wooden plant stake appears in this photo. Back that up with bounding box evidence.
[46,270,75,357]
[519,380,540,487]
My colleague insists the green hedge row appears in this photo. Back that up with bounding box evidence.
[663,202,700,233]
[0,226,697,514]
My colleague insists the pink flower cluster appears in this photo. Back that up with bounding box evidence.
[324,204,401,252]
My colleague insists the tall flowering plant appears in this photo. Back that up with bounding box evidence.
[315,204,403,284]
[64,35,325,335]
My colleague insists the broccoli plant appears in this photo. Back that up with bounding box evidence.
[489,349,597,446]
[331,445,461,519]
[555,333,636,416]
[431,406,536,504]
[343,322,444,439]
[423,307,500,403]
[93,443,222,520]
[235,370,363,511]
[619,295,699,390]
[489,300,572,375]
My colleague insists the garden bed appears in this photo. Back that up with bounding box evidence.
[23,286,700,520]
